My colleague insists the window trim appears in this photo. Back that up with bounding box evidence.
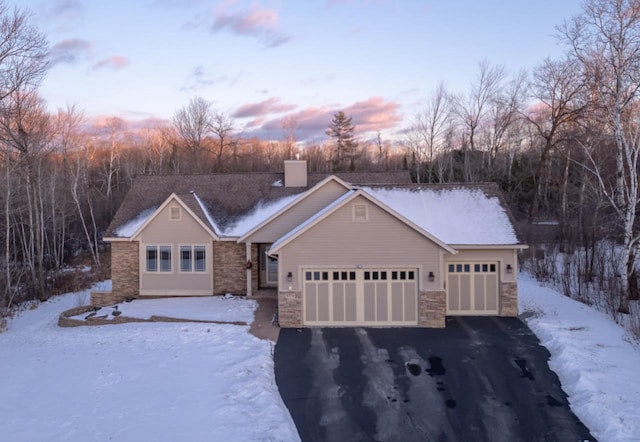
[178,244,208,273]
[145,244,173,273]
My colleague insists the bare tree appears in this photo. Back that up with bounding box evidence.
[210,111,234,172]
[523,57,587,219]
[452,60,505,181]
[171,97,214,173]
[560,0,640,311]
[410,82,450,183]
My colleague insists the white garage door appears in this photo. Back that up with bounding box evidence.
[303,269,418,326]
[446,262,499,315]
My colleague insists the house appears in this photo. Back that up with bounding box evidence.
[98,160,526,328]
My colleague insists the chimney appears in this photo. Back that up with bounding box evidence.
[284,160,307,187]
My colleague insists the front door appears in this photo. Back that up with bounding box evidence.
[259,244,278,288]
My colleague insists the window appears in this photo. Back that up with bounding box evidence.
[195,246,206,272]
[352,203,368,222]
[160,246,171,272]
[170,206,181,220]
[146,245,172,272]
[180,246,192,272]
[146,246,157,272]
[180,245,207,272]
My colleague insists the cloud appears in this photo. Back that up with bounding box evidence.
[211,3,292,48]
[92,56,129,70]
[181,66,216,91]
[254,96,402,141]
[234,97,297,118]
[50,39,91,65]
[49,0,83,16]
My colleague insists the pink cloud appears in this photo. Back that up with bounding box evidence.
[260,96,402,139]
[234,97,298,118]
[92,56,129,70]
[212,4,292,47]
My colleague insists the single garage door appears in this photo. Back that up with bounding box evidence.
[446,262,499,315]
[304,269,418,326]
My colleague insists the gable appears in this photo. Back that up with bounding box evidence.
[269,190,456,255]
[273,194,447,260]
[241,177,352,243]
[133,198,215,243]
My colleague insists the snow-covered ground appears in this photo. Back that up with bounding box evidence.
[519,272,640,442]
[2,275,639,441]
[0,282,299,442]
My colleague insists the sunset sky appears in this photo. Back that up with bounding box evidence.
[20,0,583,141]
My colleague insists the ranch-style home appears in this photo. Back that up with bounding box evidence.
[98,160,527,328]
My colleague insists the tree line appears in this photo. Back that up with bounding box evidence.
[2,0,640,318]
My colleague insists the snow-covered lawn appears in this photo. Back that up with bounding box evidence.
[0,282,299,442]
[519,272,640,442]
[3,275,639,441]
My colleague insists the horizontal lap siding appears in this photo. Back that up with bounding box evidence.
[245,180,349,243]
[138,202,214,295]
[279,196,443,291]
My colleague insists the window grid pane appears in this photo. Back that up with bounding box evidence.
[195,246,206,272]
[146,246,157,272]
[181,246,192,272]
[160,246,171,272]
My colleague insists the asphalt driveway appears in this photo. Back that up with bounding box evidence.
[274,317,595,442]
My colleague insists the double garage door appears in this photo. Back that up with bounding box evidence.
[446,262,499,315]
[304,268,418,326]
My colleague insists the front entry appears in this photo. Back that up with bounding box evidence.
[303,268,419,326]
[259,244,278,288]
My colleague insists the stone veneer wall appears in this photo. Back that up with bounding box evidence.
[419,290,446,328]
[500,282,518,316]
[213,241,246,295]
[278,291,302,327]
[92,242,140,306]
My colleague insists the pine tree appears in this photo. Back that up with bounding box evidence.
[326,111,358,171]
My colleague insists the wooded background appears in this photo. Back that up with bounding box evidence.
[2,0,640,323]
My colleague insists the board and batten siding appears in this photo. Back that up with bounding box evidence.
[135,201,214,296]
[244,179,349,243]
[278,195,447,291]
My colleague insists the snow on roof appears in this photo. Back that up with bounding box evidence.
[193,193,222,235]
[222,194,302,237]
[270,190,356,252]
[364,187,518,245]
[113,206,157,237]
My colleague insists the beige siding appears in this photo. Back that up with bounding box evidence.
[244,180,349,243]
[278,195,445,292]
[446,249,518,283]
[137,201,214,296]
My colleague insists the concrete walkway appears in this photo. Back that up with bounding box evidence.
[249,298,280,342]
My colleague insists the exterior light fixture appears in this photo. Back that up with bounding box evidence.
[506,264,513,274]
[286,271,293,282]
[428,271,435,282]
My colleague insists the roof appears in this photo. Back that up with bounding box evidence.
[361,183,521,245]
[105,170,412,238]
[269,189,458,254]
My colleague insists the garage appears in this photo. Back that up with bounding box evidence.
[446,262,499,315]
[303,268,418,326]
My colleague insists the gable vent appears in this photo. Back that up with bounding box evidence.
[353,203,368,222]
[170,206,181,220]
